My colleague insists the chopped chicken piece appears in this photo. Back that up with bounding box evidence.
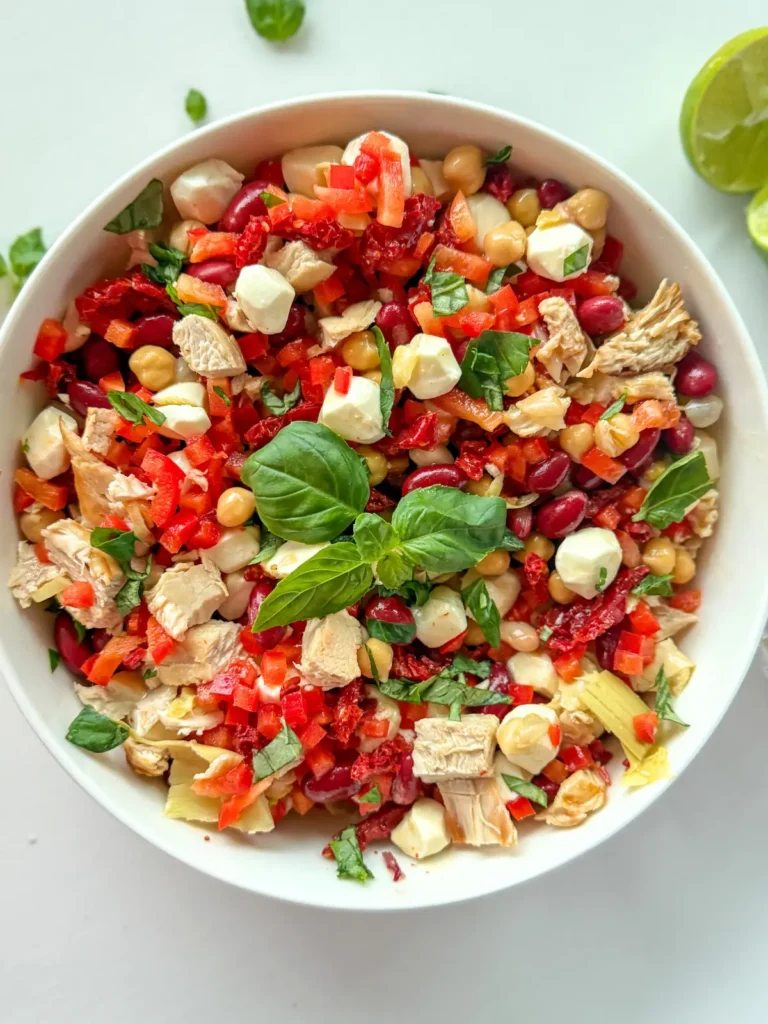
[8,541,61,608]
[687,488,718,538]
[155,621,243,687]
[299,609,365,689]
[645,598,699,640]
[618,372,676,403]
[42,519,124,631]
[81,408,121,456]
[537,768,607,827]
[504,386,570,437]
[318,299,382,351]
[438,777,517,847]
[537,296,589,383]
[146,558,227,639]
[231,373,271,401]
[265,240,336,293]
[172,314,247,377]
[75,671,147,720]
[579,280,700,378]
[130,685,178,738]
[104,472,155,504]
[412,715,497,782]
[124,736,169,777]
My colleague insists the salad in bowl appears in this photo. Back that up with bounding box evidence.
[8,126,721,884]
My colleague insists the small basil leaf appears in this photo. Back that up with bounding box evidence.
[185,88,207,124]
[459,330,533,411]
[448,702,462,721]
[632,451,711,530]
[450,652,492,679]
[486,262,523,293]
[376,552,413,590]
[595,566,608,593]
[378,678,430,704]
[424,255,468,317]
[562,243,590,277]
[115,555,152,617]
[599,390,628,420]
[461,577,501,648]
[142,243,185,286]
[372,326,395,433]
[166,282,219,321]
[365,616,416,645]
[107,390,166,427]
[213,385,232,408]
[261,380,300,415]
[245,0,305,42]
[654,668,689,728]
[248,526,282,565]
[631,574,674,597]
[90,527,138,570]
[501,774,549,808]
[252,720,303,780]
[486,145,512,165]
[49,649,62,672]
[377,577,431,607]
[9,228,46,285]
[499,528,525,552]
[329,825,373,883]
[352,512,398,562]
[422,670,510,707]
[358,785,382,804]
[72,617,87,643]
[104,179,164,235]
[260,191,286,208]
[66,707,129,753]
[143,667,158,680]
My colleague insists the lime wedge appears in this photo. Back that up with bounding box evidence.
[747,182,768,257]
[680,27,768,193]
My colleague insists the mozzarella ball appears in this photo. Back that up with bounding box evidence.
[418,159,451,201]
[23,406,77,480]
[554,527,622,600]
[235,265,295,336]
[262,540,330,579]
[318,375,385,444]
[391,334,462,400]
[413,585,467,648]
[462,567,521,618]
[357,684,401,753]
[497,704,561,775]
[390,798,451,860]
[342,131,412,196]
[170,159,244,224]
[507,651,559,699]
[205,527,261,574]
[466,192,512,249]
[219,570,256,621]
[526,222,594,282]
[409,443,454,467]
[281,145,344,198]
[152,382,207,408]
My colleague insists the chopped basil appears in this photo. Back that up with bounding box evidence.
[499,527,525,552]
[166,282,219,321]
[104,179,164,235]
[372,326,395,434]
[115,557,152,617]
[363,643,381,686]
[632,451,711,530]
[49,649,61,672]
[562,244,590,277]
[90,527,138,569]
[260,191,286,208]
[424,255,469,318]
[72,618,87,643]
[449,702,462,721]
[599,390,628,420]
[450,652,492,679]
[141,243,185,286]
[420,667,510,708]
[631,574,674,597]
[462,577,501,648]
[66,707,129,753]
[654,668,689,728]
[329,826,373,883]
[376,578,431,607]
[501,774,549,808]
[539,625,553,642]
[108,390,166,428]
[9,227,46,288]
[213,385,233,408]
[21,441,30,453]
[358,785,382,804]
[595,566,608,593]
[485,262,523,294]
[459,329,533,411]
[486,145,512,165]
[377,677,430,703]
[185,88,207,124]
[245,0,305,42]
[248,526,282,565]
[260,380,299,415]
[143,667,158,680]
[252,721,302,781]
[365,614,416,645]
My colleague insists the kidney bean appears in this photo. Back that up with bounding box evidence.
[186,259,238,291]
[81,337,120,382]
[218,180,270,232]
[268,303,307,345]
[134,313,177,348]
[538,179,571,209]
[619,428,661,471]
[91,629,110,652]
[675,351,718,397]
[246,581,286,651]
[527,451,571,492]
[302,765,361,803]
[391,753,420,805]
[571,464,604,491]
[401,464,467,494]
[488,663,512,693]
[577,295,625,335]
[53,612,92,677]
[664,415,694,455]
[375,301,418,348]
[535,489,588,538]
[365,596,414,627]
[507,506,534,540]
[595,624,623,672]
[67,379,112,416]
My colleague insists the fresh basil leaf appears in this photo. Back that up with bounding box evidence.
[185,88,207,124]
[213,385,232,408]
[632,451,711,530]
[595,566,608,593]
[329,825,373,883]
[485,262,523,294]
[486,145,512,165]
[376,552,413,590]
[248,526,282,565]
[253,543,372,630]
[424,255,468,317]
[143,667,158,680]
[9,228,46,285]
[654,668,689,728]
[260,191,286,208]
[252,720,303,780]
[422,670,510,707]
[501,773,548,808]
[499,527,525,552]
[104,179,164,235]
[450,652,492,679]
[462,577,501,648]
[449,702,462,721]
[393,485,507,573]
[90,527,138,569]
[562,244,589,278]
[365,614,416,645]
[353,513,397,562]
[142,243,185,286]
[261,380,300,416]
[246,0,305,41]
[459,330,533,411]
[72,617,87,643]
[166,282,219,321]
[631,574,674,598]
[358,785,382,804]
[377,577,431,607]
[49,648,62,672]
[378,677,430,704]
[242,422,370,543]
[115,556,152,617]
[108,390,166,427]
[372,326,395,433]
[599,390,628,420]
[66,707,129,753]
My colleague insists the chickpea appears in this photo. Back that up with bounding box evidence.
[356,445,388,486]
[465,474,494,496]
[536,209,566,229]
[386,454,410,477]
[500,621,540,652]
[364,370,383,385]
[465,284,492,314]
[357,638,393,682]
[410,166,434,197]
[465,619,487,645]
[442,145,486,196]
[128,345,176,391]
[548,570,576,604]
[19,507,64,543]
[567,188,610,232]
[593,413,639,458]
[483,221,527,268]
[168,219,206,256]
[559,423,595,462]
[513,531,555,563]
[590,226,606,260]
[507,188,540,228]
[642,537,676,577]
[341,330,380,371]
[645,458,670,482]
[475,549,511,576]
[673,548,696,585]
[505,361,535,397]
[216,487,256,528]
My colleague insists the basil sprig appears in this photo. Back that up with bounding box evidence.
[486,145,512,165]
[501,774,549,808]
[462,577,501,648]
[330,826,373,883]
[654,668,689,728]
[424,254,469,318]
[252,721,302,780]
[105,179,164,235]
[631,574,674,597]
[66,707,129,753]
[372,326,395,433]
[459,330,533,411]
[633,451,711,529]
[261,380,300,416]
[108,390,166,427]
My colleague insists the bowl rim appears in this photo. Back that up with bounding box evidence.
[3,89,768,911]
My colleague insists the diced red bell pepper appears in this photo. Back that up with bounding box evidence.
[487,284,520,313]
[13,484,35,513]
[126,602,150,637]
[521,438,551,464]
[85,635,143,685]
[297,719,326,750]
[142,450,184,529]
[377,150,406,228]
[178,487,213,517]
[633,711,658,745]
[304,740,336,779]
[33,319,68,362]
[280,688,308,730]
[146,615,175,665]
[508,683,534,705]
[218,787,259,830]
[302,686,326,717]
[592,503,621,530]
[60,581,95,609]
[308,354,336,390]
[669,590,701,612]
[581,403,608,425]
[432,244,492,286]
[105,318,138,349]
[183,433,216,467]
[542,759,569,785]
[206,377,232,418]
[559,745,595,773]
[437,629,468,655]
[328,164,356,189]
[362,718,390,738]
[314,273,345,306]
[14,468,68,511]
[333,365,353,395]
[506,796,536,821]
[580,447,626,484]
[256,703,283,740]
[620,486,646,515]
[225,704,250,727]
[261,650,288,688]
[570,270,617,297]
[314,183,373,215]
[238,332,269,362]
[628,600,660,636]
[613,649,644,675]
[552,652,583,683]
[548,723,562,747]
[159,508,199,554]
[188,517,222,550]
[193,762,253,797]
[277,338,313,368]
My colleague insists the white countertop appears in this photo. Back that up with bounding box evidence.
[2,2,768,1020]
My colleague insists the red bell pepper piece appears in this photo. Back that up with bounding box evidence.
[613,649,644,675]
[218,787,259,830]
[225,704,250,727]
[14,468,68,511]
[628,600,660,636]
[592,503,621,530]
[146,615,175,665]
[60,581,95,609]
[184,433,216,467]
[548,723,562,747]
[256,703,283,740]
[33,319,68,362]
[580,446,626,485]
[159,509,199,554]
[633,711,658,745]
[542,759,569,784]
[232,684,260,713]
[559,745,595,773]
[298,720,327,750]
[193,763,254,798]
[280,688,308,730]
[333,365,353,395]
[506,796,536,821]
[187,517,222,550]
[552,652,583,682]
[669,589,701,612]
[142,449,184,529]
[304,740,336,779]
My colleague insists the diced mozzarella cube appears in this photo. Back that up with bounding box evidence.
[264,240,336,293]
[342,131,412,196]
[494,751,533,803]
[23,406,78,480]
[318,375,385,444]
[554,527,622,600]
[156,405,211,440]
[170,159,244,224]
[205,527,261,574]
[281,145,344,198]
[467,192,511,249]
[412,585,467,649]
[235,265,295,336]
[391,334,462,400]
[497,704,561,776]
[153,382,207,407]
[463,568,521,618]
[263,540,330,579]
[526,222,594,283]
[507,651,559,698]
[390,798,451,860]
[218,570,256,621]
[357,684,402,753]
[418,159,451,201]
[409,443,454,467]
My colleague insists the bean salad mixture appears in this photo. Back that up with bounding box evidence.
[9,130,720,882]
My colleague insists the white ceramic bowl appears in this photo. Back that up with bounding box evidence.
[2,92,768,911]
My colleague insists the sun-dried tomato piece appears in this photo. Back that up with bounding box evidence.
[573,566,648,644]
[383,850,405,881]
[391,647,445,681]
[359,194,441,273]
[585,483,629,519]
[454,440,488,481]
[482,163,515,204]
[523,552,550,605]
[235,214,271,269]
[279,218,354,252]
[395,412,439,451]
[21,359,77,397]
[244,401,321,449]
[355,804,407,850]
[128,270,175,311]
[75,277,134,326]
[351,738,409,783]
[624,520,655,543]
[434,213,461,251]
[365,488,396,512]
[332,679,364,745]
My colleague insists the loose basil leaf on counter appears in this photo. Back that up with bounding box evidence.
[49,649,61,672]
[599,390,628,421]
[353,512,398,562]
[377,577,432,607]
[141,243,185,287]
[261,380,300,416]
[499,527,525,552]
[252,721,303,780]
[185,88,207,124]
[461,577,501,648]
[66,707,129,753]
[485,262,523,294]
[486,145,513,165]
[654,668,689,728]
[372,326,395,433]
[260,191,286,208]
[632,451,711,530]
[242,421,370,543]
[248,526,282,565]
[376,552,413,591]
[115,557,152,617]
[253,543,372,630]
[9,227,46,286]
[502,774,549,808]
[104,179,164,234]
[330,826,373,883]
[631,574,674,598]
[90,527,138,569]
[358,785,382,804]
[459,330,533,411]
[365,613,416,645]
[562,244,590,278]
[424,255,468,318]
[451,652,492,679]
[166,282,219,321]
[108,390,166,427]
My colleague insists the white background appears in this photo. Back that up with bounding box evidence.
[1,2,768,1021]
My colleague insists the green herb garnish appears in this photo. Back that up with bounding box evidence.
[185,88,207,124]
